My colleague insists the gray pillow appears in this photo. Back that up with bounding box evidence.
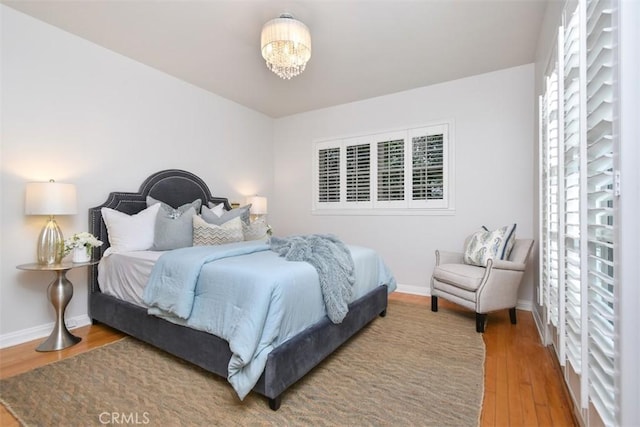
[152,206,196,250]
[201,204,251,225]
[146,196,202,217]
[146,196,201,250]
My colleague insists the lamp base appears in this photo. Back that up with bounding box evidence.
[37,216,64,265]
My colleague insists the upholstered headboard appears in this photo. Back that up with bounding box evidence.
[88,169,231,292]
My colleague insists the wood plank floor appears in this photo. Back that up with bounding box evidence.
[0,293,576,426]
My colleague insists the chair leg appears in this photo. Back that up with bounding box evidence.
[476,313,487,333]
[431,296,438,312]
[509,307,517,324]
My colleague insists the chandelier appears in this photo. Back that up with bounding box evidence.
[260,14,311,79]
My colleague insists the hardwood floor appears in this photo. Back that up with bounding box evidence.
[392,293,577,426]
[0,293,576,426]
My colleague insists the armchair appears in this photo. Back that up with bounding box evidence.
[430,237,534,332]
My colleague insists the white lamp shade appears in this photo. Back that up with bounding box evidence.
[247,196,268,215]
[25,182,77,215]
[260,14,311,79]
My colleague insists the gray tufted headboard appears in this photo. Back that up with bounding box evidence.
[88,169,231,293]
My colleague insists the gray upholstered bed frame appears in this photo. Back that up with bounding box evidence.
[88,169,388,410]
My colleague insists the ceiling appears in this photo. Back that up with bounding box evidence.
[3,0,549,118]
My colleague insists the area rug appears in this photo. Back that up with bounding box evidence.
[0,300,484,426]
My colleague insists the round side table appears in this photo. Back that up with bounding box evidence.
[17,261,98,352]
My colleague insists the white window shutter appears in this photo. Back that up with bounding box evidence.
[542,59,562,335]
[313,123,453,214]
[377,138,405,202]
[316,145,341,204]
[585,0,617,424]
[346,143,371,203]
[563,0,584,377]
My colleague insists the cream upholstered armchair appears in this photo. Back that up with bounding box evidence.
[430,237,534,332]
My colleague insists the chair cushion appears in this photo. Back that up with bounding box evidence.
[432,263,486,292]
[463,224,517,266]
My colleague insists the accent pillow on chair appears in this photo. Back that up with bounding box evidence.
[463,224,517,266]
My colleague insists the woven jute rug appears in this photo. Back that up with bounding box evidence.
[0,300,484,426]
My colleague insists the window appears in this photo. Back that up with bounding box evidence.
[539,0,619,425]
[313,123,453,214]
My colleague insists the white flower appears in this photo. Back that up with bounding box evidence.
[64,232,103,254]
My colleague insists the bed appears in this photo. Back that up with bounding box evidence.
[88,169,393,410]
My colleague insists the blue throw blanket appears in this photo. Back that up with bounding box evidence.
[270,234,355,323]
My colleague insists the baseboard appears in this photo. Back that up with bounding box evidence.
[394,285,533,312]
[0,314,92,349]
[516,299,533,312]
[532,305,547,345]
[1,289,532,349]
[395,283,430,296]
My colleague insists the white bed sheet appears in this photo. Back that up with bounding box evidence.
[98,250,162,306]
[97,245,394,308]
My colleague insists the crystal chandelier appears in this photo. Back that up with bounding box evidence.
[260,14,311,79]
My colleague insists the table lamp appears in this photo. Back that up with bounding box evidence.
[246,196,267,222]
[25,180,77,265]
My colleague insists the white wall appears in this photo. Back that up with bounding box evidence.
[272,64,535,302]
[0,6,273,346]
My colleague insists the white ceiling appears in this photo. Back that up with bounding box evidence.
[3,0,549,118]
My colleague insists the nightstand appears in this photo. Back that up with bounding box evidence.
[16,261,98,352]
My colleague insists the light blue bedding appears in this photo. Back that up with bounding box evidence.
[143,240,396,400]
[142,241,269,319]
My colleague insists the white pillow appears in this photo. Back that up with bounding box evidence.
[193,215,243,246]
[101,204,161,256]
[207,202,225,217]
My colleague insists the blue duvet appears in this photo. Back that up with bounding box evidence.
[143,240,396,400]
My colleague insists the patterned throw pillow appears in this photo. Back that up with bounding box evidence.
[463,224,517,267]
[243,220,270,242]
[192,215,243,246]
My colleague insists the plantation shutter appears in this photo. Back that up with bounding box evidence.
[313,123,452,212]
[412,133,444,201]
[377,139,405,201]
[563,2,584,376]
[585,0,616,424]
[538,95,549,307]
[542,63,561,331]
[317,147,341,203]
[346,143,371,202]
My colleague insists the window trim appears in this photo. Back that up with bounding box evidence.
[312,121,455,216]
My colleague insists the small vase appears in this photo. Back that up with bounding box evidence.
[72,246,90,263]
